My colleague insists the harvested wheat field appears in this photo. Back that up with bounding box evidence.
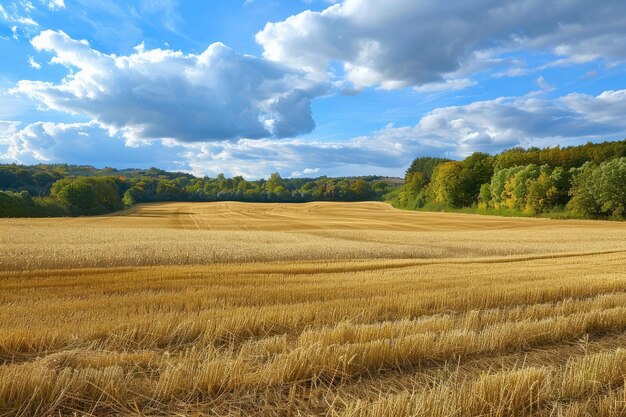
[1,202,626,416]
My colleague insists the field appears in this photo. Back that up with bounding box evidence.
[1,202,626,416]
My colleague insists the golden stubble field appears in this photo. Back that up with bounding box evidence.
[1,201,626,416]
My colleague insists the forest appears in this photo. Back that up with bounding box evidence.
[0,164,394,217]
[1,139,624,219]
[391,139,626,220]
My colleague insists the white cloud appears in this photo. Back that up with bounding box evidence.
[407,90,626,157]
[535,76,555,93]
[0,122,18,163]
[0,120,187,167]
[256,0,626,89]
[28,56,41,69]
[413,79,477,94]
[540,53,599,69]
[45,0,65,10]
[492,67,530,79]
[180,135,425,178]
[291,167,320,177]
[0,3,38,27]
[14,30,324,143]
[560,90,626,125]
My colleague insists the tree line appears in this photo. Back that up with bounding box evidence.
[2,139,624,219]
[0,164,394,217]
[392,139,626,219]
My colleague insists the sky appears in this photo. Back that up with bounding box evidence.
[1,0,626,178]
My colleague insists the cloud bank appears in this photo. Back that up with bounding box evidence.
[257,0,626,89]
[4,89,626,178]
[14,30,322,143]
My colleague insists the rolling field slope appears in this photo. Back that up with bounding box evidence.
[1,202,626,416]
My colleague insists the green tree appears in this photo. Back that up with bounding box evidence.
[505,165,541,210]
[427,161,464,208]
[32,172,55,188]
[396,172,426,209]
[568,158,626,218]
[53,180,100,215]
[488,166,525,209]
[349,179,373,200]
[265,173,286,194]
[478,183,491,209]
[155,180,183,201]
[525,170,554,214]
[50,177,123,215]
[406,157,451,180]
[458,152,494,206]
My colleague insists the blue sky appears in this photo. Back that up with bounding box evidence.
[1,0,626,178]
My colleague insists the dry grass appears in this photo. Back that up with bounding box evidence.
[1,202,626,416]
[2,201,626,271]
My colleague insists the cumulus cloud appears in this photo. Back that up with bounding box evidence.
[256,0,626,89]
[0,120,188,168]
[14,30,323,143]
